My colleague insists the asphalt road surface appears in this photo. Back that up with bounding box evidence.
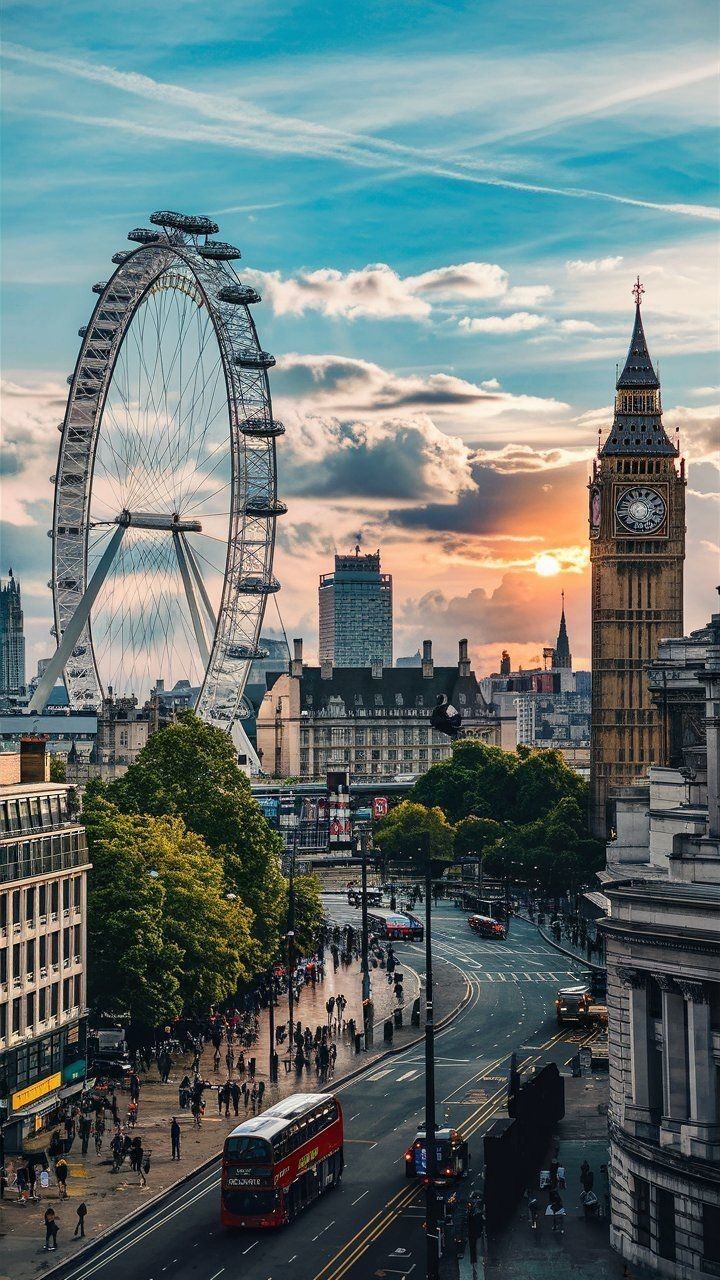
[49,907,589,1280]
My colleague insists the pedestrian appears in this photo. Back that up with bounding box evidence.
[326,996,335,1026]
[547,1192,565,1234]
[94,1118,104,1156]
[557,1164,566,1190]
[580,1161,594,1194]
[225,1045,234,1073]
[170,1117,181,1160]
[230,1081,240,1116]
[222,1082,231,1117]
[55,1156,69,1199]
[27,1159,38,1202]
[142,1150,151,1186]
[44,1205,59,1251]
[528,1194,539,1229]
[129,1072,140,1103]
[257,1081,265,1111]
[74,1201,87,1238]
[78,1114,92,1156]
[127,1099,138,1127]
[250,1083,258,1114]
[213,1045,221,1072]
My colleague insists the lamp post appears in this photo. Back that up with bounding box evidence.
[286,833,297,1053]
[226,892,278,1083]
[421,834,440,1280]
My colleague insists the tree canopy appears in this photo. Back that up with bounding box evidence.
[108,713,286,956]
[411,739,586,826]
[374,801,455,870]
[82,784,257,1023]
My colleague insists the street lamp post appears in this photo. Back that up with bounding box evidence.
[422,836,440,1280]
[286,832,297,1053]
[227,890,278,1083]
[358,825,371,1008]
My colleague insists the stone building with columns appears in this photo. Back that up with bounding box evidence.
[601,608,720,1277]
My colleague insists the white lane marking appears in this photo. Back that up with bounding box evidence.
[209,1270,225,1280]
[54,1168,221,1280]
[368,1067,393,1081]
[348,1112,360,1121]
[352,1190,370,1205]
[242,1240,258,1254]
[312,1220,335,1241]
[397,1069,421,1081]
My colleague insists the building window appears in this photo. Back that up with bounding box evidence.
[12,997,21,1034]
[656,1188,676,1262]
[39,883,47,918]
[12,890,20,926]
[12,942,21,981]
[633,1177,651,1248]
[50,983,59,1016]
[39,986,46,1021]
[74,877,81,909]
[74,974,81,1007]
[26,992,35,1029]
[703,1204,720,1266]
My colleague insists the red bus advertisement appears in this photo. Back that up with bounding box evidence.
[368,909,424,942]
[221,1092,343,1229]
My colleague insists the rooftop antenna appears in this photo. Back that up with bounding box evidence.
[632,276,644,307]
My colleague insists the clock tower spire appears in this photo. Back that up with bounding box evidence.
[588,282,685,838]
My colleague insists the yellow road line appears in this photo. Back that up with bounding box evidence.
[322,1185,419,1280]
[312,1184,415,1280]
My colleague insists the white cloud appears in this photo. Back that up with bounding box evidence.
[557,319,602,333]
[566,256,624,274]
[691,386,720,397]
[1,379,65,526]
[459,312,548,334]
[274,352,567,418]
[247,260,513,320]
[504,285,554,306]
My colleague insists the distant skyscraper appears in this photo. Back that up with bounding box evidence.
[396,651,422,668]
[552,592,572,669]
[0,569,26,697]
[499,651,511,677]
[319,546,393,668]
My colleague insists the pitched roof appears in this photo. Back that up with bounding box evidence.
[601,300,675,458]
[297,664,490,716]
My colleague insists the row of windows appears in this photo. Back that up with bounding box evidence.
[0,1020,86,1094]
[617,392,660,414]
[1,875,82,928]
[0,975,82,1044]
[308,727,451,748]
[633,1178,720,1266]
[1,925,82,982]
[0,792,69,836]
[273,1101,339,1160]
[0,830,88,885]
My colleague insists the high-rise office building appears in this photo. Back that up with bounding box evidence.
[318,547,393,668]
[0,569,26,698]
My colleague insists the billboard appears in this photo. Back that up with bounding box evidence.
[327,769,352,848]
[372,796,388,820]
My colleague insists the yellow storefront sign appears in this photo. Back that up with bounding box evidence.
[12,1072,62,1112]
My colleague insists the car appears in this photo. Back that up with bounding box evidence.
[467,913,506,940]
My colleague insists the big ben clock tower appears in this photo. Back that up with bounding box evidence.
[589,279,685,838]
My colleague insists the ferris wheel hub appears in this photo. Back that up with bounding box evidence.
[115,510,203,533]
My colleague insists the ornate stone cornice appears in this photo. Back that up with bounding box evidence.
[675,978,710,1004]
[654,973,675,992]
[616,965,648,989]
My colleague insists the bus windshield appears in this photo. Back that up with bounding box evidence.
[224,1135,272,1161]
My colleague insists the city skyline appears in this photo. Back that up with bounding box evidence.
[1,3,718,681]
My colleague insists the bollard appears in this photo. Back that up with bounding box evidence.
[411,997,421,1027]
[354,1032,363,1054]
[248,1056,256,1078]
[384,1018,394,1043]
[394,1007,403,1029]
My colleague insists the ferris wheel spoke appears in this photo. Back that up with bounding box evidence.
[173,356,228,511]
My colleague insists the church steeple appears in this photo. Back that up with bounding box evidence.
[601,278,675,457]
[553,590,572,670]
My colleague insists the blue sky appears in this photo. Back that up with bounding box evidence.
[1,0,718,680]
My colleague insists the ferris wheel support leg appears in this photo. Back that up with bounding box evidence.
[173,532,210,668]
[181,533,217,635]
[29,522,128,713]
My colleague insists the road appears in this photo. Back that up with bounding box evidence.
[49,907,589,1280]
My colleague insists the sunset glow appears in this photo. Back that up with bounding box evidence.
[534,553,562,577]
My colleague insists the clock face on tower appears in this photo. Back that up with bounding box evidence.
[615,486,667,534]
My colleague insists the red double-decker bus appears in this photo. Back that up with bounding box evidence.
[221,1092,344,1229]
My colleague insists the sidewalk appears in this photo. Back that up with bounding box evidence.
[519,914,605,973]
[460,1074,623,1280]
[1,952,427,1280]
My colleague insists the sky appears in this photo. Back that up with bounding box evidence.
[1,0,718,687]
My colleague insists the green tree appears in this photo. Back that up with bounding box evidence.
[412,740,515,823]
[83,784,259,1020]
[453,816,504,859]
[82,784,183,1025]
[291,874,324,957]
[513,745,586,824]
[49,756,66,782]
[109,713,285,955]
[375,801,455,870]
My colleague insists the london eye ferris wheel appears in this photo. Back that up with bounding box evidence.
[29,211,286,767]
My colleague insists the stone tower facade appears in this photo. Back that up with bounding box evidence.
[589,282,685,839]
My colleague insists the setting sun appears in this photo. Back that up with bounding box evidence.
[535,553,562,577]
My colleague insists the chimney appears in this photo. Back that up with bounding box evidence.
[320,658,333,681]
[422,639,434,680]
[20,735,50,783]
[291,637,303,678]
[371,658,383,680]
[458,638,470,677]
